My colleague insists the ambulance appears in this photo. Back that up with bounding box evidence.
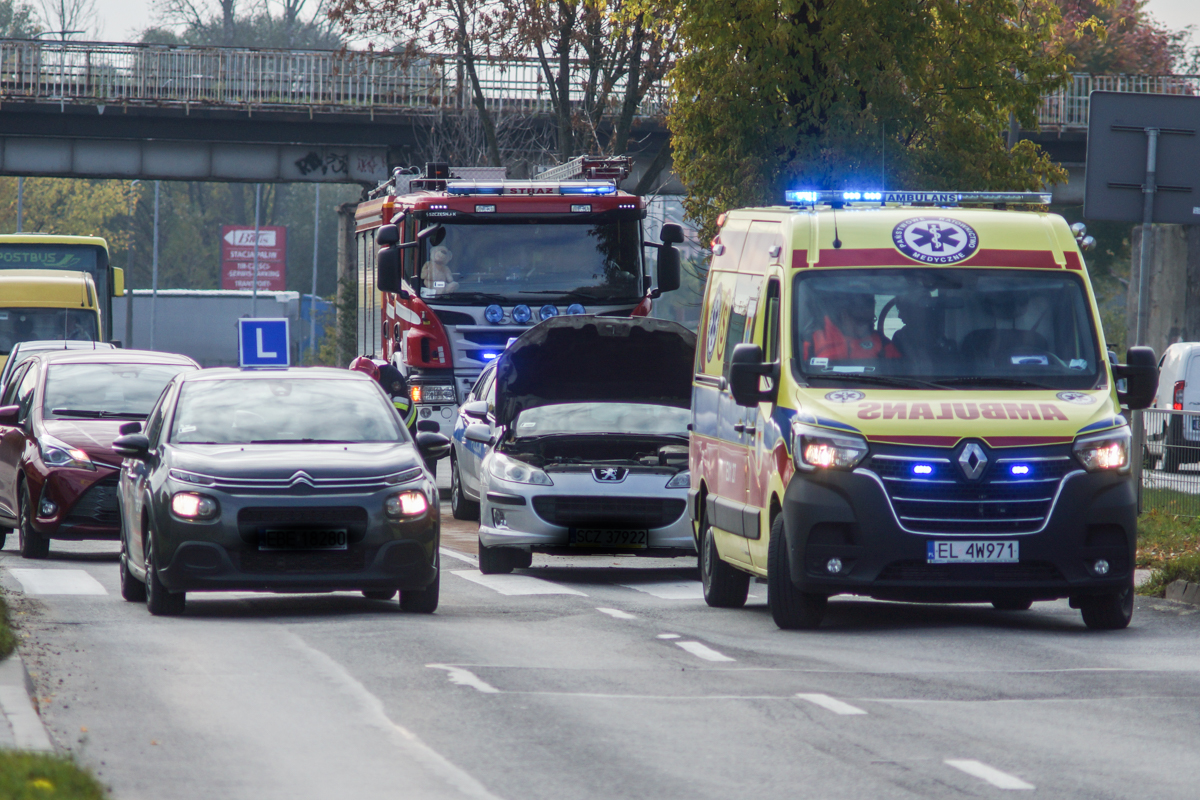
[690,190,1158,630]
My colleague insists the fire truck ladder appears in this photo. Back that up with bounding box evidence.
[536,155,633,183]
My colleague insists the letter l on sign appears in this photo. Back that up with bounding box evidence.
[239,318,290,368]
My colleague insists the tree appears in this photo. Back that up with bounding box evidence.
[0,0,42,36]
[662,0,1072,239]
[1056,0,1189,74]
[36,0,96,37]
[0,178,134,247]
[150,0,342,48]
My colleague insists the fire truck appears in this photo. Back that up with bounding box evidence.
[354,156,683,436]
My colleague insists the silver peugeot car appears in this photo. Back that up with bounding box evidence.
[467,316,696,573]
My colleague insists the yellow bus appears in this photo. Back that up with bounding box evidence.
[0,234,123,341]
[0,270,103,371]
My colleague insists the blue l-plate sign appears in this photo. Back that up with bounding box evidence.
[239,318,290,368]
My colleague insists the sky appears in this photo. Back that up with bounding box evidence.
[75,0,1200,53]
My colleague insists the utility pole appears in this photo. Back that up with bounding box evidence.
[253,183,262,317]
[310,184,320,362]
[150,181,160,350]
[16,177,23,232]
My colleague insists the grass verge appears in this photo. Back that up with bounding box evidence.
[0,752,106,799]
[0,593,15,661]
[1137,487,1200,595]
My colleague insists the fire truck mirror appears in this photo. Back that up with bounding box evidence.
[660,223,685,245]
[377,225,400,246]
[657,246,681,293]
[377,245,403,293]
[417,225,447,246]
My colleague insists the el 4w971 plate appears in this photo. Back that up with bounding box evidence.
[927,540,1018,564]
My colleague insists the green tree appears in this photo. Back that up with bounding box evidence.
[0,0,41,36]
[662,0,1072,238]
[1057,0,1190,74]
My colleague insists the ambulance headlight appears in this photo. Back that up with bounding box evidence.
[1073,426,1130,473]
[792,423,868,471]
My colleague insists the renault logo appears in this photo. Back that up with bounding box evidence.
[958,443,988,481]
[593,467,627,483]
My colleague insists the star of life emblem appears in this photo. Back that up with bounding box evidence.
[893,217,979,264]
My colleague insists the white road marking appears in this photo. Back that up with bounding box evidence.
[440,547,479,566]
[620,581,704,600]
[427,664,501,694]
[656,633,681,639]
[596,607,636,619]
[452,570,587,596]
[796,693,868,715]
[945,760,1035,790]
[675,641,735,662]
[8,568,107,595]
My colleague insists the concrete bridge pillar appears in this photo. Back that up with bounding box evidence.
[1126,224,1200,358]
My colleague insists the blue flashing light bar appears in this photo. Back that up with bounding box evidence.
[446,183,504,195]
[913,464,934,475]
[784,190,1053,206]
[1010,464,1031,476]
[560,183,617,195]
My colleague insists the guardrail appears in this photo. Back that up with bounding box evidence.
[1135,408,1200,517]
[0,39,669,116]
[1038,73,1200,131]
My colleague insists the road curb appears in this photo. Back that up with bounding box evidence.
[0,650,54,752]
[1165,579,1200,607]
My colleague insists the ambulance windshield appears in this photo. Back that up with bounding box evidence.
[792,269,1102,389]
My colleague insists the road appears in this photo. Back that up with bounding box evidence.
[3,501,1200,799]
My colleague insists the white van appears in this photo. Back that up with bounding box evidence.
[1147,342,1200,471]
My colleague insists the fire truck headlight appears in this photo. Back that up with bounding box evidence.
[484,305,504,324]
[567,303,586,315]
[539,305,559,320]
[512,305,532,324]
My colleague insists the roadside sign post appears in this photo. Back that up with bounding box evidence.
[239,318,290,368]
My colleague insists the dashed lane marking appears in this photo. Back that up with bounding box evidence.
[427,665,501,694]
[8,568,107,595]
[796,693,868,715]
[596,608,636,619]
[945,760,1035,790]
[656,633,680,639]
[451,570,588,596]
[440,547,479,566]
[620,581,704,600]
[674,641,735,662]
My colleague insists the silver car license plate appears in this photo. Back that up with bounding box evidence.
[569,529,649,548]
[259,529,348,551]
[927,540,1018,564]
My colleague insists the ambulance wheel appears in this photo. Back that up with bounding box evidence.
[992,598,1033,611]
[450,456,479,521]
[767,515,826,630]
[1080,578,1135,631]
[700,516,748,608]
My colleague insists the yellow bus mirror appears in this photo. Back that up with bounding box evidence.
[113,267,125,297]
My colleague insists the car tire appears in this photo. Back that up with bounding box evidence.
[477,537,513,575]
[1080,578,1135,630]
[17,482,50,560]
[700,515,749,608]
[992,598,1033,611]
[120,535,147,603]
[0,530,8,550]
[145,541,186,616]
[767,514,826,630]
[450,457,480,521]
[400,570,439,613]
[363,589,398,600]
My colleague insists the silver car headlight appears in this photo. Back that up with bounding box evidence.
[488,453,553,485]
[40,434,95,471]
[792,422,868,471]
[665,470,690,489]
[1073,426,1130,473]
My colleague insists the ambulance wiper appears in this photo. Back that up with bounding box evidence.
[934,376,1050,389]
[816,374,947,391]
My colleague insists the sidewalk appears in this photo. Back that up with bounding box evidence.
[0,649,54,751]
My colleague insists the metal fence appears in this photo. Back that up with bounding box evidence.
[1038,73,1200,131]
[1135,409,1200,517]
[0,39,670,117]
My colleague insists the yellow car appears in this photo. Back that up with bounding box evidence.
[690,190,1158,631]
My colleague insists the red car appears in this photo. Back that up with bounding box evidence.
[0,349,198,558]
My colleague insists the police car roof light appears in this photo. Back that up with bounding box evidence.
[784,190,1053,207]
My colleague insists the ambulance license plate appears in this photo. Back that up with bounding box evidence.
[259,529,348,550]
[927,540,1018,564]
[569,529,648,548]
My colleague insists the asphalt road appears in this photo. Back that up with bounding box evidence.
[3,505,1200,800]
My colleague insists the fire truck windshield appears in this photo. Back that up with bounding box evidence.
[415,219,643,304]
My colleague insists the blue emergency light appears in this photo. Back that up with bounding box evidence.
[560,184,616,195]
[912,464,934,476]
[446,183,504,195]
[1010,464,1031,476]
[784,189,1054,207]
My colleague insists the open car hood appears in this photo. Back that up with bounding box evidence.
[495,316,696,429]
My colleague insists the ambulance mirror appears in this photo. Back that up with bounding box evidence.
[728,343,779,407]
[1116,346,1158,410]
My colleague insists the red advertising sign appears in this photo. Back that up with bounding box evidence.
[221,226,287,291]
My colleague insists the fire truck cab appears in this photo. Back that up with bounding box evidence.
[355,157,682,437]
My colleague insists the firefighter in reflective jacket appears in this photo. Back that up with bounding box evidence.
[349,356,417,432]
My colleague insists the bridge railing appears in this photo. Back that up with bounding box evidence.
[1038,73,1200,130]
[0,39,669,117]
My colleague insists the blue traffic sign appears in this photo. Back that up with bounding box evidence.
[239,318,290,368]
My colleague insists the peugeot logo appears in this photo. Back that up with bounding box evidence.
[593,467,627,483]
[958,443,988,481]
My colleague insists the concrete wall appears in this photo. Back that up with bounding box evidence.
[112,290,330,367]
[1126,224,1200,359]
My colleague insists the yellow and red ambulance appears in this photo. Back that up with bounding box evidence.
[689,190,1158,630]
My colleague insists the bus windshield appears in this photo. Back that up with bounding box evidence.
[792,268,1103,390]
[0,308,99,355]
[415,219,643,304]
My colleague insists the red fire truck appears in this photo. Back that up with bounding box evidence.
[354,156,683,437]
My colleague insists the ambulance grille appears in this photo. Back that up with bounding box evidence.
[868,455,1077,535]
